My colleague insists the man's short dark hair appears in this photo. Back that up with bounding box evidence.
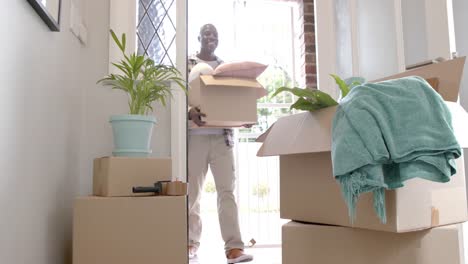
[199,24,217,36]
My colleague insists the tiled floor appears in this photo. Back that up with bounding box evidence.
[189,246,281,264]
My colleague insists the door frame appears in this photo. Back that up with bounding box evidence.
[172,0,188,181]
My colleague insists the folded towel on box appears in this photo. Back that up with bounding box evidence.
[331,76,461,223]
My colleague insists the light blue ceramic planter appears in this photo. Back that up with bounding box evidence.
[109,115,157,157]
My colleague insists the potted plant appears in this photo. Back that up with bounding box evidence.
[98,30,186,157]
[270,74,364,112]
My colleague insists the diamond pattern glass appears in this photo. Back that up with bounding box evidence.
[137,36,146,56]
[137,0,177,67]
[147,34,166,64]
[138,15,156,49]
[140,0,153,9]
[147,0,164,28]
[138,2,147,25]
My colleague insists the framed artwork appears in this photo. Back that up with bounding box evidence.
[27,0,62,31]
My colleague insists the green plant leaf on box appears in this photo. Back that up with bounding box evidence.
[98,30,187,115]
[270,74,363,112]
[270,87,338,112]
[330,74,350,98]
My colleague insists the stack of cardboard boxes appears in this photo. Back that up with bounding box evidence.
[73,157,187,264]
[72,65,269,264]
[257,57,468,263]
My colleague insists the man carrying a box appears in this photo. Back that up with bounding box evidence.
[187,24,253,263]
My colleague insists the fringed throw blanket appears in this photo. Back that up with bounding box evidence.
[331,76,461,223]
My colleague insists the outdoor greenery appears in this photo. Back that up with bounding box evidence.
[204,180,216,194]
[237,64,296,136]
[252,183,270,198]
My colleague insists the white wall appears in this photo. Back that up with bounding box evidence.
[315,0,337,97]
[334,0,353,79]
[402,0,453,66]
[0,0,109,263]
[401,0,428,66]
[356,0,401,80]
[453,0,468,110]
[425,0,453,60]
[453,0,468,198]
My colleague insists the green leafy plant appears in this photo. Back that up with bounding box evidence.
[98,30,186,115]
[330,74,363,98]
[271,74,363,112]
[204,180,216,194]
[252,183,270,198]
[270,87,338,111]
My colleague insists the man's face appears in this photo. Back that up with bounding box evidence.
[199,25,218,53]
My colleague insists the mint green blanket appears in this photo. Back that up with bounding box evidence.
[331,76,461,223]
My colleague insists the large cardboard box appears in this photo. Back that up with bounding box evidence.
[189,75,267,127]
[73,196,187,264]
[257,59,468,232]
[283,221,465,264]
[93,157,171,197]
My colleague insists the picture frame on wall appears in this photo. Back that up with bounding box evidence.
[27,0,62,31]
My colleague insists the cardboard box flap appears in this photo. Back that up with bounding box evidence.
[257,102,468,157]
[200,75,267,98]
[373,57,466,102]
[257,106,336,156]
[446,102,468,148]
[255,124,275,143]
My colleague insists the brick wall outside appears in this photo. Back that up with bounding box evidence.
[298,0,317,89]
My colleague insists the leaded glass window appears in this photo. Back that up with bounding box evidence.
[137,0,176,66]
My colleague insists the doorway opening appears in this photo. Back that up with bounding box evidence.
[188,0,301,262]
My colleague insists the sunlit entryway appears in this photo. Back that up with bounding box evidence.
[188,0,301,262]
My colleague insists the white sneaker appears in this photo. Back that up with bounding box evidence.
[188,246,198,259]
[227,253,253,263]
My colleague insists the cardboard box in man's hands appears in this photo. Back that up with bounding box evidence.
[189,75,267,128]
